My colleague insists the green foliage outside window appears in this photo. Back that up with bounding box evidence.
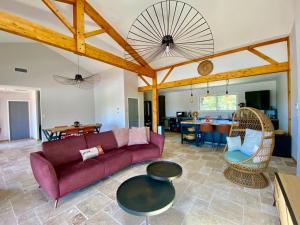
[200,95,237,111]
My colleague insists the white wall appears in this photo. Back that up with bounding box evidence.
[94,68,126,131]
[94,69,145,131]
[0,90,39,140]
[162,80,279,119]
[291,0,300,175]
[124,71,144,128]
[0,43,95,131]
[276,74,289,132]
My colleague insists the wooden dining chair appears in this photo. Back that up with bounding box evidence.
[216,124,231,148]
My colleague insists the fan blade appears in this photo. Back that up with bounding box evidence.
[53,75,76,85]
[84,74,101,83]
[77,80,93,89]
[173,45,199,61]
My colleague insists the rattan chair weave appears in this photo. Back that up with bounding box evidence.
[223,107,275,188]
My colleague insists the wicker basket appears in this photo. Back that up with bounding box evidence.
[187,127,195,132]
[185,134,195,140]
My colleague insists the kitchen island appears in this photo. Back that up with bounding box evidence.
[180,119,233,146]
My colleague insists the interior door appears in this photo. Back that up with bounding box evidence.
[128,98,139,128]
[9,101,30,140]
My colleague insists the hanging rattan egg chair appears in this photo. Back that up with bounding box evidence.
[223,107,275,189]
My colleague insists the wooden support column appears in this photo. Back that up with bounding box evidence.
[73,0,85,53]
[287,37,291,135]
[152,73,159,133]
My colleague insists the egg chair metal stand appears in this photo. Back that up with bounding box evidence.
[223,107,275,189]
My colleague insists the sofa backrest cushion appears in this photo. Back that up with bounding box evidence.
[42,136,87,167]
[85,131,118,152]
[112,128,129,148]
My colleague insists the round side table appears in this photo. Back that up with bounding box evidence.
[147,161,183,182]
[116,175,175,225]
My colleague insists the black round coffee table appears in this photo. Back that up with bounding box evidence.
[116,175,175,225]
[147,161,183,182]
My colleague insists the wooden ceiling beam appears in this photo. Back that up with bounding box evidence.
[139,62,289,92]
[84,28,105,38]
[0,11,154,77]
[84,1,154,71]
[138,75,150,86]
[0,11,75,50]
[42,0,75,34]
[55,0,75,4]
[160,67,174,84]
[73,0,85,53]
[248,48,279,64]
[155,37,288,72]
[138,85,153,92]
[85,44,152,76]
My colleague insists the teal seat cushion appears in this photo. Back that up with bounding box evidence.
[224,150,250,163]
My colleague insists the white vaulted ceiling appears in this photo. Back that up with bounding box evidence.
[0,0,295,73]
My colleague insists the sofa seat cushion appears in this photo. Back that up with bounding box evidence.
[126,144,160,163]
[95,148,131,176]
[85,131,118,152]
[43,136,87,167]
[56,158,105,196]
[224,150,250,163]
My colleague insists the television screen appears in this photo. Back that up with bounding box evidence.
[245,90,270,110]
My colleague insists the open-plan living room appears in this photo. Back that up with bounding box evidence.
[0,0,300,225]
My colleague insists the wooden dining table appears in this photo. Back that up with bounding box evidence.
[43,123,101,141]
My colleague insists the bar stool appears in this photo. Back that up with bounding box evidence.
[199,123,215,148]
[216,124,231,149]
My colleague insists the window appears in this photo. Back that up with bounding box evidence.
[200,95,237,111]
[200,96,217,111]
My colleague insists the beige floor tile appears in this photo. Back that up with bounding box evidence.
[112,209,144,225]
[243,207,280,225]
[209,196,243,225]
[44,207,86,225]
[10,189,48,216]
[0,209,17,225]
[76,192,112,218]
[148,207,185,225]
[84,211,119,225]
[0,132,297,225]
[17,210,42,225]
[183,210,237,225]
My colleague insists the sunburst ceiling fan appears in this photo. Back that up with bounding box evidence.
[125,0,214,63]
[53,56,99,89]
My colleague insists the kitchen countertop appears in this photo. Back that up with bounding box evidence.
[181,119,233,125]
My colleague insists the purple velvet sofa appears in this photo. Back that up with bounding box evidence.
[30,131,164,206]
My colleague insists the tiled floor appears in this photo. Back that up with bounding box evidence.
[0,133,296,225]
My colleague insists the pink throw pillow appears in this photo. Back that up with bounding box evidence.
[128,127,148,146]
[112,128,129,148]
[132,126,150,142]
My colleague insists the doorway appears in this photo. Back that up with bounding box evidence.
[128,98,139,128]
[8,101,30,140]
